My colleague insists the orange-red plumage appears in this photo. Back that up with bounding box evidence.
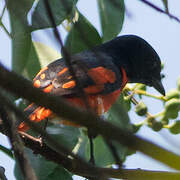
[18,35,165,132]
[18,65,128,132]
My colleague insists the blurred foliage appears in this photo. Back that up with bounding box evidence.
[14,148,73,180]
[3,0,180,179]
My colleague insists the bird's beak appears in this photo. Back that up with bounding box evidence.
[152,79,165,96]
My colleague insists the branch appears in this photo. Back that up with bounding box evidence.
[17,133,180,180]
[0,102,37,180]
[0,90,106,179]
[0,64,180,171]
[140,0,180,23]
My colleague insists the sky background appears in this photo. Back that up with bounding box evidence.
[1,0,180,179]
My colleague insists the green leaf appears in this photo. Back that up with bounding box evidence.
[47,166,72,180]
[169,120,180,134]
[33,41,61,68]
[7,0,34,18]
[65,11,102,54]
[108,94,131,130]
[31,0,78,31]
[7,0,34,74]
[46,123,80,150]
[97,0,125,41]
[24,41,41,80]
[72,129,88,158]
[161,0,169,13]
[14,148,72,180]
[25,41,62,79]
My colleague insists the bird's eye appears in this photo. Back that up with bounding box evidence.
[161,73,165,79]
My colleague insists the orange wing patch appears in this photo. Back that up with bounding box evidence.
[18,107,53,132]
[34,66,48,80]
[58,67,68,76]
[34,80,41,88]
[62,80,76,89]
[43,84,54,93]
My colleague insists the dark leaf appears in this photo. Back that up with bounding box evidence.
[46,166,72,180]
[14,148,72,180]
[7,0,34,74]
[46,123,80,150]
[24,41,41,80]
[65,11,102,54]
[31,0,78,31]
[98,0,125,41]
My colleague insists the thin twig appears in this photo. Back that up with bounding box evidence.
[0,4,6,20]
[0,144,13,159]
[0,20,12,38]
[0,3,12,38]
[140,0,180,23]
[134,89,166,101]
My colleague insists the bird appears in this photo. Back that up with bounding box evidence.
[18,35,165,132]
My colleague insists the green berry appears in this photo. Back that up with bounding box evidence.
[151,121,163,131]
[165,98,180,119]
[169,121,180,134]
[147,116,156,127]
[165,89,179,101]
[135,101,147,116]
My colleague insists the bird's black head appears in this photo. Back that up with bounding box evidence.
[98,35,165,95]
